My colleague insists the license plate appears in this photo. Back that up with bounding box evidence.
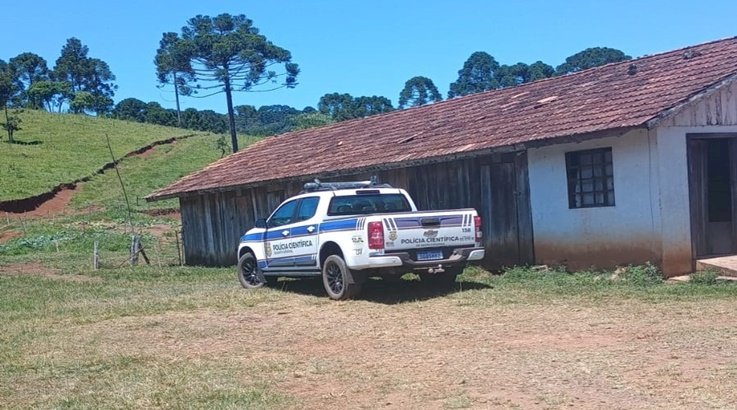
[417,249,443,261]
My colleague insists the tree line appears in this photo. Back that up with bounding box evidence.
[0,12,630,146]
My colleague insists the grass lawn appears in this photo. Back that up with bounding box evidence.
[2,218,737,409]
[0,110,209,201]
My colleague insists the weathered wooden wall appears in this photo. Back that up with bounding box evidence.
[661,80,737,127]
[180,152,534,270]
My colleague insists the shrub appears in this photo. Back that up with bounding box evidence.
[617,262,662,285]
[690,270,719,285]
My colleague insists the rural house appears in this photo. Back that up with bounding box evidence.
[148,37,737,277]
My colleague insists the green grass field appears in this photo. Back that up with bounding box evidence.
[0,110,212,201]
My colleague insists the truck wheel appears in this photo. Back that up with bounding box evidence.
[237,252,273,289]
[322,255,363,300]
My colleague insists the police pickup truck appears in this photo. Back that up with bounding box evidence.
[236,179,484,300]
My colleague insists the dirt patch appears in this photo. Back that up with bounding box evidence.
[140,208,181,221]
[0,262,99,282]
[134,145,157,158]
[3,186,78,219]
[0,230,22,244]
[67,291,737,409]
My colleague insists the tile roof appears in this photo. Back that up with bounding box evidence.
[149,37,737,201]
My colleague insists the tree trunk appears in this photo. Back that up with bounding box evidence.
[173,73,182,128]
[4,104,13,143]
[223,73,238,153]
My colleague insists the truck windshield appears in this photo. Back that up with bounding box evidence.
[328,194,411,216]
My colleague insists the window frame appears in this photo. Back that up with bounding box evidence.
[565,147,615,209]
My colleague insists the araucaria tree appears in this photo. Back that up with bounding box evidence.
[398,76,442,109]
[165,13,299,152]
[53,38,117,114]
[0,59,21,142]
[8,52,49,108]
[555,47,631,75]
[155,32,196,127]
[448,51,500,98]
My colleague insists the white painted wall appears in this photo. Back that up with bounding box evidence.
[528,123,737,276]
[528,129,663,271]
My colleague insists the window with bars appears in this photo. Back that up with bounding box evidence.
[565,147,615,208]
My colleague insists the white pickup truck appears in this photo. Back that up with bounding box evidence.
[236,180,485,300]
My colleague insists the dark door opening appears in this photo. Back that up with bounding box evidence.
[688,135,737,258]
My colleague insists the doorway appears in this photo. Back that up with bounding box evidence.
[688,135,737,258]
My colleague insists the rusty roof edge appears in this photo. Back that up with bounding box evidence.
[146,126,639,201]
[645,73,737,129]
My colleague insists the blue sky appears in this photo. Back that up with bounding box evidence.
[2,1,736,113]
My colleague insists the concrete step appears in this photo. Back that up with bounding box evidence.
[696,255,737,277]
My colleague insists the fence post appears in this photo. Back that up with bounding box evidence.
[175,230,183,266]
[129,235,139,266]
[93,241,99,270]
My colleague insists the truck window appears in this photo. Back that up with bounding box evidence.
[296,197,320,222]
[327,194,411,216]
[268,199,299,227]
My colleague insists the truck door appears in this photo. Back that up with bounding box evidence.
[289,197,320,267]
[264,198,299,269]
[264,197,320,269]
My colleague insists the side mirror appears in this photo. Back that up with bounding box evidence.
[254,218,267,229]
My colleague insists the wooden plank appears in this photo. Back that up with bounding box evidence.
[514,151,535,265]
[489,160,519,269]
[202,195,215,265]
[479,164,495,267]
[182,195,204,265]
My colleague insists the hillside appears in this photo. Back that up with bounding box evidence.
[71,131,259,215]
[0,110,211,201]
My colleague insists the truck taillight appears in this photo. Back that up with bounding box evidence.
[474,216,482,246]
[367,221,384,250]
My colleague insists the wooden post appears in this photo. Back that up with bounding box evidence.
[129,235,139,266]
[175,230,183,266]
[92,241,99,270]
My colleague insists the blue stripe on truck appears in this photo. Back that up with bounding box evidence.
[320,218,358,233]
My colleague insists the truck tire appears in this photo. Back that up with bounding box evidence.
[322,254,363,300]
[237,252,276,289]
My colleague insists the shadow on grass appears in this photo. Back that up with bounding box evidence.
[270,277,492,305]
[8,139,43,145]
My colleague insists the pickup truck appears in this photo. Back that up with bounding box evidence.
[236,180,485,300]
